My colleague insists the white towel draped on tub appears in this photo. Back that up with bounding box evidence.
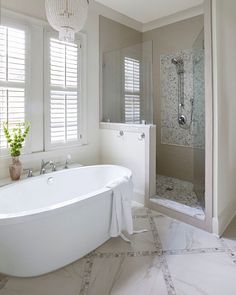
[106,176,147,242]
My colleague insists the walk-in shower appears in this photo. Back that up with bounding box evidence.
[152,20,205,219]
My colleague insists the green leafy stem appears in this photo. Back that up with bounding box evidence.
[3,122,30,157]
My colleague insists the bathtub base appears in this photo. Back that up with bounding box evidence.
[0,191,112,277]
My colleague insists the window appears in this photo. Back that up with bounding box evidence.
[124,57,141,124]
[0,25,27,150]
[0,12,87,157]
[45,36,82,149]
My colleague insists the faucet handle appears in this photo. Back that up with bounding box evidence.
[23,168,33,178]
[65,154,71,169]
[50,161,60,172]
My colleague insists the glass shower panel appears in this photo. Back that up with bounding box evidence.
[192,29,205,208]
[102,41,153,124]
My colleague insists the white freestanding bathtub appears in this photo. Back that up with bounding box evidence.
[0,165,132,277]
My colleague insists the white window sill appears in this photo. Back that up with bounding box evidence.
[0,143,89,160]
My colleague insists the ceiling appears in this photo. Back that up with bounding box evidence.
[95,0,204,23]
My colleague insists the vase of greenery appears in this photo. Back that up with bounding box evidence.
[3,122,30,181]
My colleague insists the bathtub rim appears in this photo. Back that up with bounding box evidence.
[0,164,132,222]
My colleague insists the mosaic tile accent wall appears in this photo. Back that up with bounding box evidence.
[160,49,205,148]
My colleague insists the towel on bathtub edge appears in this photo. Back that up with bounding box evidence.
[106,176,147,242]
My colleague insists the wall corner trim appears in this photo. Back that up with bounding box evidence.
[142,4,204,32]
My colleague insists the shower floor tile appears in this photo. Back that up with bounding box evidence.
[152,175,205,220]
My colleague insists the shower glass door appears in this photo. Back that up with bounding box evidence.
[192,29,205,209]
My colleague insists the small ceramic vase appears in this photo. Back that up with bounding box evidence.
[9,157,22,181]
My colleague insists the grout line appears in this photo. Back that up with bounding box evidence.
[79,258,94,295]
[160,256,176,295]
[163,247,225,256]
[0,275,8,290]
[147,211,177,295]
[87,247,228,259]
[220,238,236,265]
[87,251,162,258]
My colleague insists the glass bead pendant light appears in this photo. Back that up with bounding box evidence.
[45,0,89,43]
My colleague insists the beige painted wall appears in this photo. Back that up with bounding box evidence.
[99,16,142,54]
[212,0,236,235]
[143,15,204,182]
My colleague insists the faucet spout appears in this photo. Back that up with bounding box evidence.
[40,160,51,175]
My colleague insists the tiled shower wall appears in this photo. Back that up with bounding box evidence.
[160,49,205,149]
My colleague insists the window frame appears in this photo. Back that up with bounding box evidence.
[0,15,32,156]
[0,9,88,158]
[44,29,87,151]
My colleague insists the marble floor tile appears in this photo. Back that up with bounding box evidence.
[95,216,156,253]
[87,255,168,295]
[0,259,86,295]
[154,214,221,251]
[132,202,148,216]
[166,252,236,295]
[1,203,236,295]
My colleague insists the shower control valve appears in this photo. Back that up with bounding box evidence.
[178,115,187,126]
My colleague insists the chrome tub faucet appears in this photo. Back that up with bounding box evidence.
[24,168,34,178]
[40,160,52,175]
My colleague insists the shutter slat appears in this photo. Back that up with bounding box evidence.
[124,57,141,124]
[49,38,79,145]
[0,25,26,150]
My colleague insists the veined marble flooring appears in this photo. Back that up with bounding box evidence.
[153,175,205,219]
[1,203,236,295]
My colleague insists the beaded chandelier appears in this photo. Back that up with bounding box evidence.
[45,0,89,43]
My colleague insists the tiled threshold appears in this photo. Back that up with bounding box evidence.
[150,197,205,220]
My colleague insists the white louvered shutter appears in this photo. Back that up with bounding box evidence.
[49,38,80,145]
[0,26,26,149]
[124,57,141,124]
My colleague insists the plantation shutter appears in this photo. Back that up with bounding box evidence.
[124,57,141,124]
[49,38,79,145]
[0,26,26,149]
